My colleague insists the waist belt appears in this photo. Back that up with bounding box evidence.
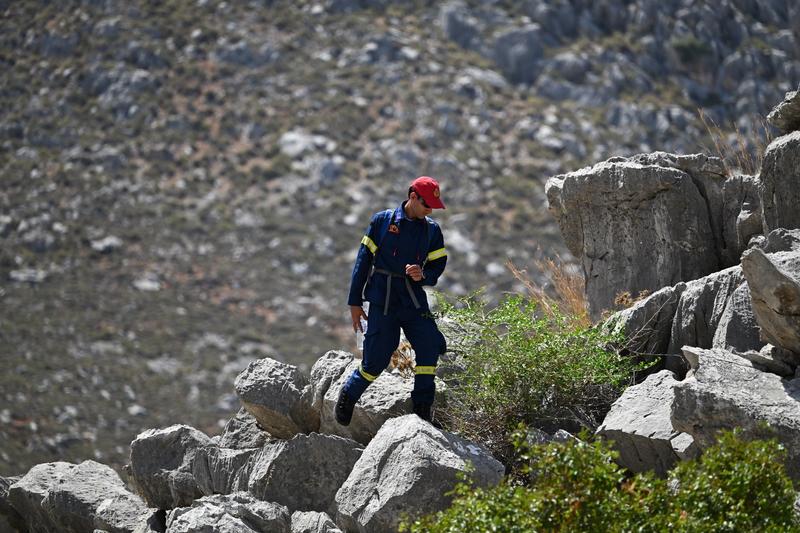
[372,268,421,315]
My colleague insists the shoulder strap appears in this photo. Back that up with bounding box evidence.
[372,209,394,254]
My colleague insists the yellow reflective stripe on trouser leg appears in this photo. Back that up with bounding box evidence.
[358,365,379,382]
[415,365,436,375]
[361,236,377,254]
[427,247,447,261]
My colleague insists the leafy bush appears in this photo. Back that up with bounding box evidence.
[437,293,635,463]
[402,429,799,532]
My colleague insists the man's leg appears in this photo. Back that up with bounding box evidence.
[337,309,400,425]
[401,309,447,421]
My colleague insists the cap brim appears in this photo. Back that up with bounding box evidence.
[426,197,445,209]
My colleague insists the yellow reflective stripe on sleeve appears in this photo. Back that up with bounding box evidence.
[415,365,436,375]
[359,365,378,382]
[361,235,378,254]
[427,247,447,261]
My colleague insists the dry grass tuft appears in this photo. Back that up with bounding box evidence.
[507,255,590,327]
[391,340,416,378]
[613,289,651,309]
[698,109,773,176]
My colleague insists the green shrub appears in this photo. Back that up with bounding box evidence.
[671,36,713,65]
[438,293,634,463]
[658,429,798,532]
[402,429,798,532]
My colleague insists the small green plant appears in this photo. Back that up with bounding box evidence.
[438,292,635,464]
[402,429,799,532]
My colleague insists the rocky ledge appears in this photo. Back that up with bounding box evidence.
[0,350,502,533]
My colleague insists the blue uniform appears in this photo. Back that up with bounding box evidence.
[344,202,448,406]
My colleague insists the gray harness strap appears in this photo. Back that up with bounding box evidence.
[372,268,421,315]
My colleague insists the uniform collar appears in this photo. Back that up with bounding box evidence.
[396,202,426,224]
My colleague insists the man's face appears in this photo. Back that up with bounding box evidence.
[411,192,433,218]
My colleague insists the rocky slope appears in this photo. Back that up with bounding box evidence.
[2,0,798,477]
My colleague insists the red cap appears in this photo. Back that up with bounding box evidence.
[410,176,445,209]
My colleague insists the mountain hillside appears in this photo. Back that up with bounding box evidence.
[1,0,798,476]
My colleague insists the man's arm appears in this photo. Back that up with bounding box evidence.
[421,224,447,286]
[347,213,381,307]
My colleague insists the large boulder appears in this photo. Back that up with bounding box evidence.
[166,492,290,533]
[668,266,749,356]
[605,262,762,373]
[767,90,800,134]
[722,173,762,262]
[440,1,481,51]
[247,433,363,514]
[334,414,504,533]
[193,445,258,496]
[492,24,545,84]
[8,460,153,533]
[291,510,342,533]
[741,247,800,355]
[596,370,698,476]
[672,346,800,480]
[235,357,318,439]
[711,280,763,352]
[604,284,685,356]
[305,350,354,417]
[129,424,212,509]
[546,152,730,319]
[320,360,414,444]
[759,131,800,234]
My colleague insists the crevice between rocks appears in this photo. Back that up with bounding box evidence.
[687,172,724,269]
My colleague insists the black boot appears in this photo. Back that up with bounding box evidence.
[335,388,357,426]
[413,402,442,428]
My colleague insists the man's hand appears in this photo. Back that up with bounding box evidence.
[350,305,368,333]
[405,264,423,282]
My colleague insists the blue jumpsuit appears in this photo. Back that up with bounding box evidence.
[345,202,448,406]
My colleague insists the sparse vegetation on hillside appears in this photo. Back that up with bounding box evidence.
[437,291,635,464]
[402,429,799,532]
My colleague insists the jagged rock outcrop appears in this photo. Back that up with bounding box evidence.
[759,131,800,234]
[667,266,751,357]
[605,284,685,356]
[606,263,762,374]
[218,407,272,449]
[545,152,755,319]
[608,229,800,367]
[7,460,154,533]
[291,510,342,533]
[767,90,800,134]
[722,173,762,258]
[193,445,259,496]
[129,424,212,509]
[597,370,698,476]
[235,357,318,439]
[741,247,800,355]
[672,346,800,480]
[763,228,800,253]
[492,24,545,85]
[0,476,24,533]
[710,280,762,353]
[334,414,504,533]
[166,492,290,533]
[247,433,363,515]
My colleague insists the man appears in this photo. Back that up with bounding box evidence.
[336,176,448,426]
